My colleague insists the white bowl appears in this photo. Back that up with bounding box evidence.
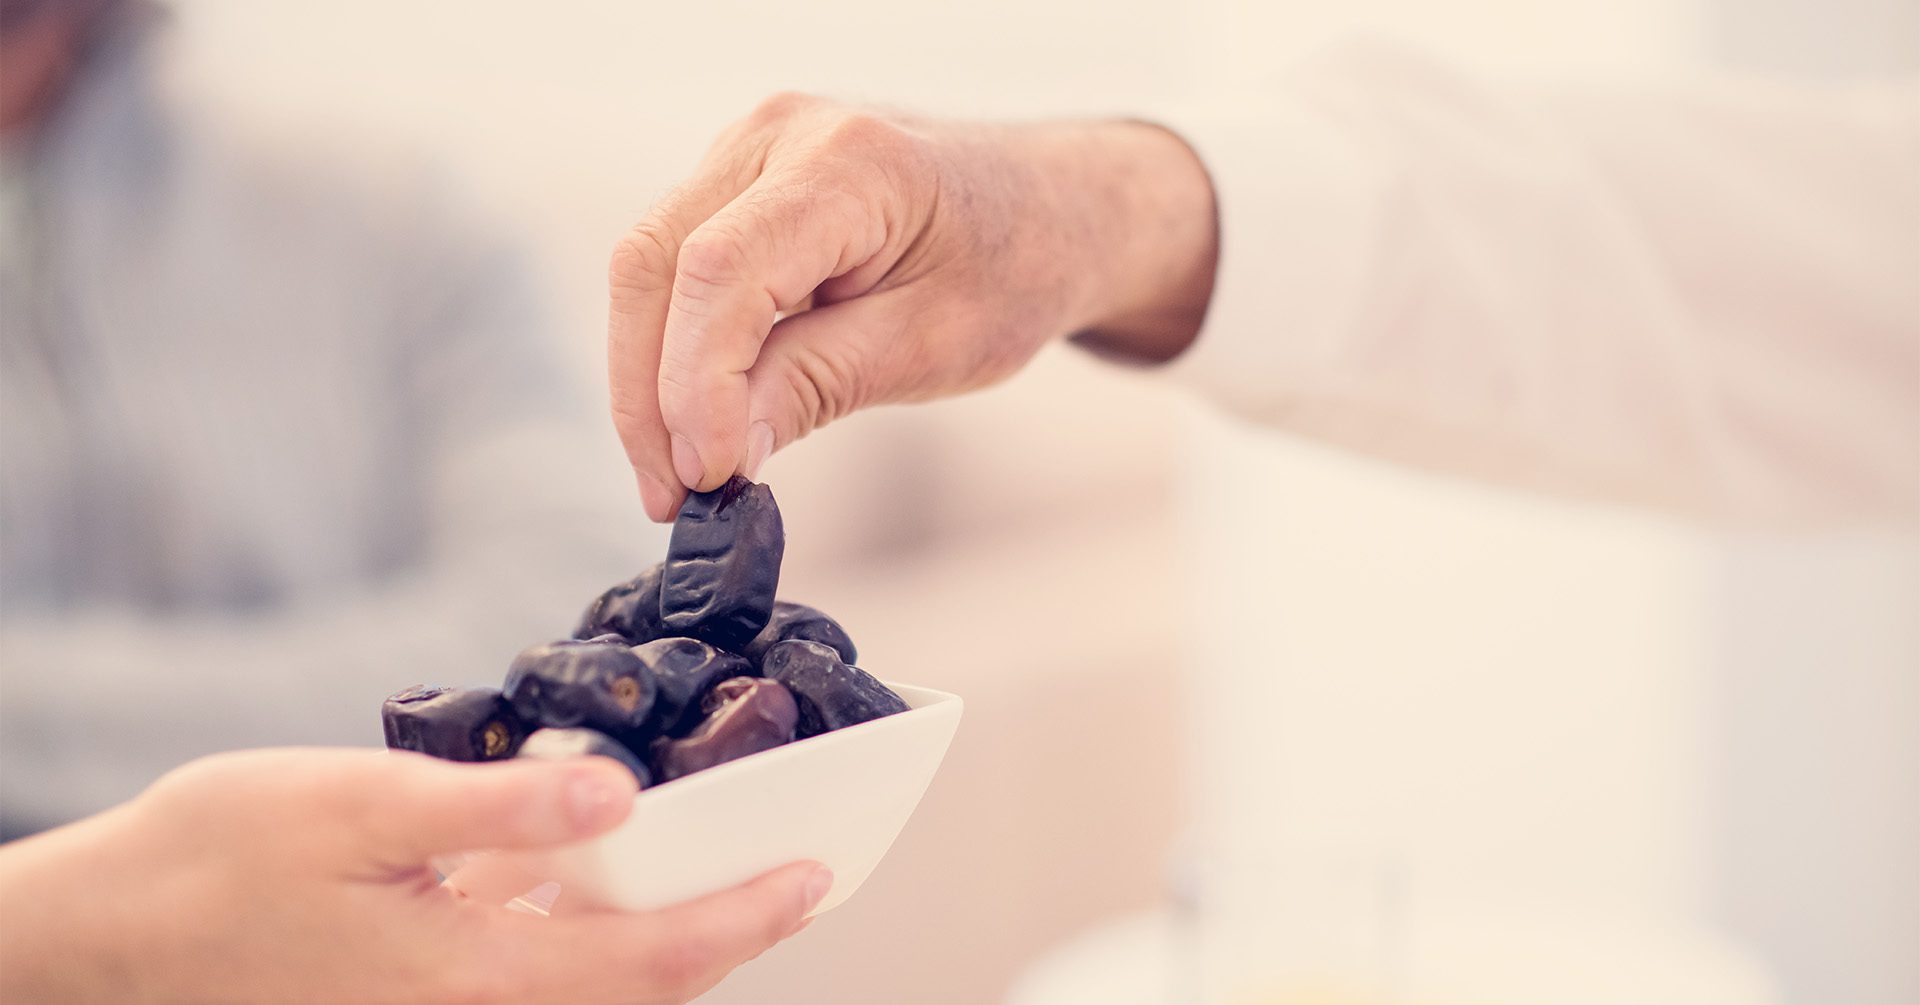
[439,681,962,917]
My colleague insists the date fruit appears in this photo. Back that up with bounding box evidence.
[761,639,908,739]
[377,477,921,786]
[382,685,525,762]
[743,601,858,667]
[650,677,799,783]
[572,563,666,643]
[503,639,657,739]
[516,727,652,787]
[660,476,784,651]
[630,637,752,737]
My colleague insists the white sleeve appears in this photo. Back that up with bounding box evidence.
[1160,41,1920,522]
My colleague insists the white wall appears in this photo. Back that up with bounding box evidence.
[1167,1,1918,1001]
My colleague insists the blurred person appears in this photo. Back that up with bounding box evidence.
[0,1,820,999]
[604,45,1918,525]
[0,0,626,829]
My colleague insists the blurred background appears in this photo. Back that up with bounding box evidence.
[0,0,1913,1003]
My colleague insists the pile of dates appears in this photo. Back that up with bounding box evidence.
[381,476,908,787]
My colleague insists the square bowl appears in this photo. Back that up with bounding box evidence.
[438,682,962,916]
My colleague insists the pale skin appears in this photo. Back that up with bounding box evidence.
[608,93,1221,520]
[0,750,829,1004]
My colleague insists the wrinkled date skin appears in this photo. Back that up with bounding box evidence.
[377,477,913,777]
[660,476,785,651]
[517,727,652,787]
[382,685,525,762]
[572,563,667,643]
[761,640,909,739]
[651,677,799,783]
[743,601,858,667]
[503,639,657,740]
[630,637,752,738]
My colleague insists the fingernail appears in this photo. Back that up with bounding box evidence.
[670,435,705,490]
[566,769,630,831]
[802,866,834,912]
[744,421,776,480]
[636,471,673,523]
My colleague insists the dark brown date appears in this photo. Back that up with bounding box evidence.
[382,685,524,762]
[761,639,908,739]
[743,601,858,667]
[379,476,913,776]
[572,563,666,643]
[630,636,752,738]
[503,639,657,740]
[660,476,784,651]
[650,677,798,783]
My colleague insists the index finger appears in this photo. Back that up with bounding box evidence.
[485,860,832,1004]
[609,175,752,522]
[655,152,906,492]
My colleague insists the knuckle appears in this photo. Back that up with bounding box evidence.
[140,749,262,810]
[135,751,361,859]
[747,90,818,127]
[655,356,703,407]
[655,362,725,441]
[822,111,904,155]
[674,227,751,295]
[777,361,828,434]
[783,342,868,429]
[610,221,681,296]
[608,394,661,442]
[809,114,929,201]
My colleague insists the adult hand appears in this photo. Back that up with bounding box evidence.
[608,94,1219,519]
[0,748,829,1004]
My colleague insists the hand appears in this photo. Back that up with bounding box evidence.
[608,94,1218,519]
[0,748,829,1004]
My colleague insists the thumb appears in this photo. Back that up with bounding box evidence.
[741,291,915,477]
[356,752,639,866]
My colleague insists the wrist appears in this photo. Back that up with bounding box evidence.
[1051,120,1220,362]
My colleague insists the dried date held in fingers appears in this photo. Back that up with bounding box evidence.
[630,637,752,738]
[650,677,799,783]
[382,685,525,762]
[743,601,858,667]
[516,727,652,787]
[660,476,785,652]
[504,639,657,739]
[573,563,667,643]
[761,639,908,739]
